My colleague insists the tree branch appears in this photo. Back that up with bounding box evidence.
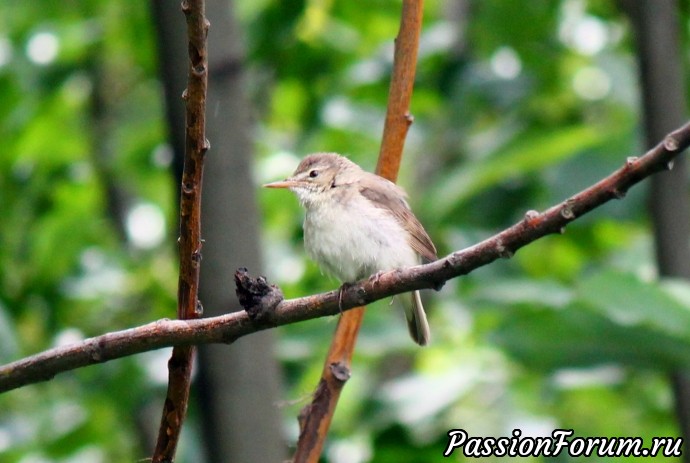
[152,1,209,461]
[293,1,425,461]
[1,121,689,395]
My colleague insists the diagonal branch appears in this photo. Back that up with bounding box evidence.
[1,121,689,395]
[152,1,209,461]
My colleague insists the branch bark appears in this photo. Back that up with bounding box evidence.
[152,1,209,461]
[194,0,285,461]
[293,1,424,461]
[376,0,424,182]
[623,1,690,459]
[2,121,689,395]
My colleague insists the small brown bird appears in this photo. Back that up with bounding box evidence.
[264,152,437,345]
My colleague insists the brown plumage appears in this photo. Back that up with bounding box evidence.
[265,152,436,345]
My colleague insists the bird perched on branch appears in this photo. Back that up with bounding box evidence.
[264,152,437,345]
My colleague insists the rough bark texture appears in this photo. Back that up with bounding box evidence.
[152,0,284,462]
[152,0,210,461]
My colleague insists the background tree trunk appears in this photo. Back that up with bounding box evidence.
[151,1,285,461]
[623,1,690,458]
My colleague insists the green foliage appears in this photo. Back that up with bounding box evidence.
[257,1,687,461]
[429,124,606,218]
[2,0,689,462]
[0,1,174,461]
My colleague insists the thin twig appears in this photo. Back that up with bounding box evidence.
[0,122,689,396]
[292,1,425,461]
[152,1,209,461]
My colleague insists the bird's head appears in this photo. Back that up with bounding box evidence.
[264,152,360,206]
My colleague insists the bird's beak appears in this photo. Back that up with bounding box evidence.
[263,178,298,189]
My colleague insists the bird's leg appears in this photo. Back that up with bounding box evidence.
[337,282,354,312]
[367,270,391,305]
[338,281,362,313]
[338,283,349,314]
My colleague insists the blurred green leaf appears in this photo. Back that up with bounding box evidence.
[492,303,690,371]
[580,271,690,339]
[472,277,573,308]
[2,1,689,461]
[430,125,605,217]
[492,272,690,371]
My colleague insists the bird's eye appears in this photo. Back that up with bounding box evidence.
[309,170,319,178]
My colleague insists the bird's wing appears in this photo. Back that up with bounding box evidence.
[359,174,437,262]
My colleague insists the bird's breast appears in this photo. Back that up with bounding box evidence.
[303,196,419,283]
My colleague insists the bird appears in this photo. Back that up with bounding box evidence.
[264,152,437,345]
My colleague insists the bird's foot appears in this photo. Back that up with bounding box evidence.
[368,271,385,286]
[337,282,353,312]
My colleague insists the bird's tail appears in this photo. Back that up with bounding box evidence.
[404,290,431,346]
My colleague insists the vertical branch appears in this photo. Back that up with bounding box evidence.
[152,1,209,462]
[292,1,424,462]
[376,0,424,181]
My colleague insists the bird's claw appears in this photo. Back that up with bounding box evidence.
[368,271,384,286]
[337,283,351,312]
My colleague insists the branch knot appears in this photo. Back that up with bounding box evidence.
[234,268,283,326]
[664,135,680,152]
[329,362,351,383]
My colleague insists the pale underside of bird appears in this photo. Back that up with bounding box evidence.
[265,152,437,345]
